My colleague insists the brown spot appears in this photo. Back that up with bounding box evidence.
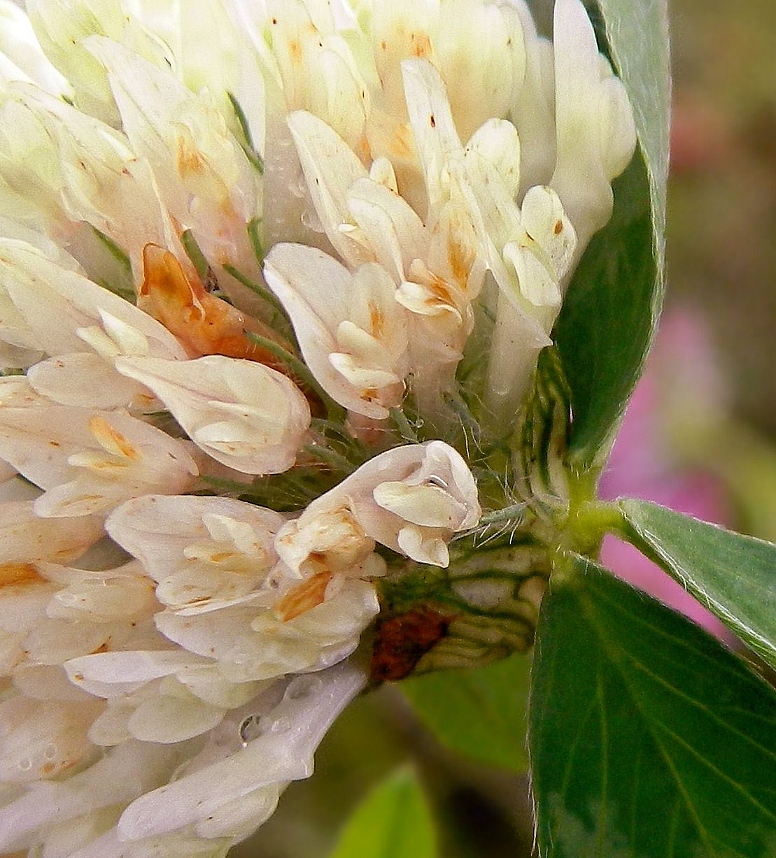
[368,303,384,337]
[176,136,206,178]
[42,756,79,778]
[429,113,436,128]
[410,32,432,58]
[306,550,328,570]
[89,415,139,461]
[275,572,333,621]
[423,270,456,309]
[0,563,42,587]
[140,243,324,414]
[553,220,563,235]
[288,39,302,63]
[389,124,414,160]
[370,606,454,683]
[355,133,372,163]
[447,234,474,287]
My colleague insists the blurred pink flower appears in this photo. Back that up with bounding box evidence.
[599,310,734,639]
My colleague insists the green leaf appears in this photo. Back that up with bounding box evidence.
[555,157,654,465]
[401,652,531,772]
[328,768,437,858]
[597,0,671,244]
[529,556,776,858]
[555,0,670,466]
[620,499,776,670]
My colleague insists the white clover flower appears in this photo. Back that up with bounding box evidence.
[264,242,410,419]
[278,441,481,568]
[0,0,636,852]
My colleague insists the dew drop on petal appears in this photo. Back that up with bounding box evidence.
[238,714,264,746]
[284,674,323,701]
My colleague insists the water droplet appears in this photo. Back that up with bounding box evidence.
[427,475,449,490]
[285,675,322,701]
[266,715,291,734]
[43,743,57,761]
[300,207,323,231]
[18,757,32,771]
[170,759,194,782]
[238,713,264,746]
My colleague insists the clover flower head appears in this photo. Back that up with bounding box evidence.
[0,0,635,853]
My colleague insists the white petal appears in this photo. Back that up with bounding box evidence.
[0,501,103,564]
[0,1,70,95]
[45,565,156,623]
[115,355,310,475]
[27,353,146,408]
[128,692,225,744]
[347,176,427,283]
[466,118,522,200]
[0,695,100,784]
[296,441,480,566]
[117,661,365,840]
[550,0,636,247]
[65,652,217,702]
[0,407,198,517]
[264,244,407,418]
[0,238,186,361]
[401,58,463,214]
[87,36,260,271]
[0,741,178,852]
[287,109,370,267]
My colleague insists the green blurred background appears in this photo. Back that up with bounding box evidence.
[234,2,776,855]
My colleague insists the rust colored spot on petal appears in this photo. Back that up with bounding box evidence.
[275,572,333,622]
[41,755,80,779]
[447,233,475,289]
[388,123,414,160]
[208,551,239,564]
[140,245,288,365]
[140,243,324,414]
[288,39,302,63]
[176,136,206,178]
[88,415,140,460]
[368,303,384,338]
[410,32,432,58]
[0,563,42,587]
[423,270,456,310]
